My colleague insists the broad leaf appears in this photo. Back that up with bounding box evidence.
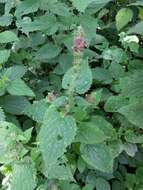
[35,43,61,60]
[118,101,143,128]
[39,107,77,177]
[0,95,30,115]
[81,144,114,173]
[7,79,35,97]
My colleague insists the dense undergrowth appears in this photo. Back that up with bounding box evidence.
[0,0,143,189]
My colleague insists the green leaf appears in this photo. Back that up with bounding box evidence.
[95,177,111,190]
[102,47,127,63]
[125,130,143,144]
[72,0,112,12]
[24,99,48,123]
[91,115,116,140]
[39,107,77,177]
[0,31,18,43]
[76,123,105,144]
[76,121,111,144]
[118,101,143,128]
[0,50,10,65]
[0,14,13,26]
[104,95,129,112]
[10,159,37,190]
[62,59,92,94]
[35,43,61,60]
[45,162,73,180]
[82,184,94,190]
[16,15,58,35]
[116,8,133,31]
[0,95,30,115]
[15,0,39,17]
[7,79,35,97]
[92,68,112,84]
[5,65,27,80]
[120,70,143,98]
[0,121,22,164]
[81,144,114,173]
[123,143,137,157]
[72,0,95,12]
[128,21,143,34]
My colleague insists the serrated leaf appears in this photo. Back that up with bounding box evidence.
[104,95,129,112]
[35,43,61,60]
[5,65,27,80]
[0,95,30,115]
[92,68,112,84]
[118,101,143,128]
[76,121,111,144]
[39,107,77,177]
[62,59,92,94]
[0,31,18,43]
[7,79,35,97]
[15,0,39,17]
[17,15,58,35]
[91,115,116,140]
[0,121,22,164]
[116,8,133,31]
[76,124,104,144]
[72,0,112,12]
[45,162,73,180]
[0,14,13,26]
[10,159,37,190]
[0,50,10,65]
[24,100,48,123]
[81,144,114,173]
[120,70,143,98]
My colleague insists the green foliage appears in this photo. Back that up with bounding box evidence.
[0,0,143,189]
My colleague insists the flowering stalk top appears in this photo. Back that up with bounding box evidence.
[73,26,86,53]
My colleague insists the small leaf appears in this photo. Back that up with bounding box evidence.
[116,8,133,31]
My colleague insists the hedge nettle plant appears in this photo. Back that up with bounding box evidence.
[0,0,143,190]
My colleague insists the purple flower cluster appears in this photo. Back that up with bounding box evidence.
[73,26,86,53]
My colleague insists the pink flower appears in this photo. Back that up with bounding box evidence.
[73,26,86,52]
